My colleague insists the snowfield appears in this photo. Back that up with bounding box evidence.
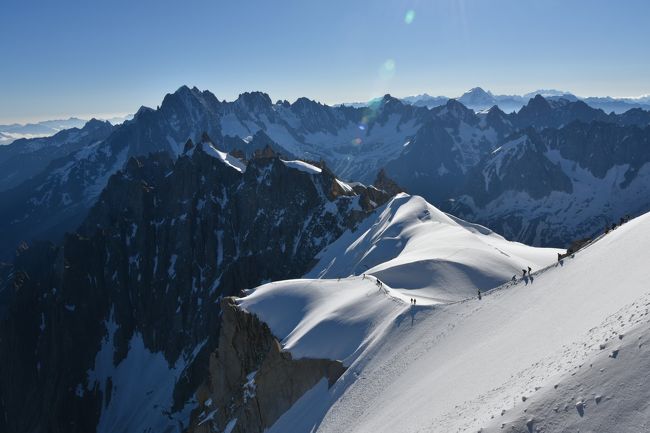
[307,193,561,303]
[239,198,650,433]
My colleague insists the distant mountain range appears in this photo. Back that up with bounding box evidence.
[365,87,650,114]
[4,88,648,146]
[1,85,650,262]
[0,115,132,145]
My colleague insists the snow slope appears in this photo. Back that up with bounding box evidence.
[307,193,560,303]
[239,277,405,366]
[241,206,650,433]
[201,140,247,172]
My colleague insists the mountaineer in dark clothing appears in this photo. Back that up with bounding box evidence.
[477,289,482,300]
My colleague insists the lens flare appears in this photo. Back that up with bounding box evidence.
[379,59,396,80]
[404,9,415,24]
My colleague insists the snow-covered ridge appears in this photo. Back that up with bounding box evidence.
[239,276,404,366]
[238,199,650,433]
[281,159,322,175]
[307,193,560,303]
[201,140,247,173]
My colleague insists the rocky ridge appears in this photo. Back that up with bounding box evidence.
[0,137,394,433]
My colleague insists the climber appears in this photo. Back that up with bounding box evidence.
[477,289,482,300]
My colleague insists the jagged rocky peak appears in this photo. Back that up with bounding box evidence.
[133,105,156,120]
[83,117,113,129]
[235,91,273,111]
[290,96,326,112]
[460,86,494,101]
[170,84,214,102]
[486,104,505,116]
[374,168,404,196]
[444,98,472,115]
[380,93,402,105]
[521,93,552,113]
[373,94,405,112]
[160,85,222,117]
[431,98,478,125]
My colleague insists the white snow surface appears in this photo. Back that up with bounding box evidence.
[240,201,650,433]
[86,311,203,433]
[281,159,323,174]
[307,193,560,303]
[201,141,247,173]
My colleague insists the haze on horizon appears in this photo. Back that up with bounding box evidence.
[1,0,649,124]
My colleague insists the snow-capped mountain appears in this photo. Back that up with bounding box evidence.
[0,87,429,259]
[457,87,498,111]
[380,96,650,246]
[218,92,431,182]
[0,140,394,433]
[382,100,509,203]
[2,85,650,263]
[0,118,115,192]
[205,201,650,433]
[450,122,650,246]
[400,87,650,114]
[0,87,232,260]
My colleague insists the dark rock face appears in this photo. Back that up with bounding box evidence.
[373,169,404,197]
[0,144,391,433]
[449,123,650,247]
[384,101,511,204]
[188,298,345,433]
[462,130,573,207]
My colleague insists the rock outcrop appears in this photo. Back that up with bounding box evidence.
[189,298,345,433]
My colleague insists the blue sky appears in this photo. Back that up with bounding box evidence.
[1,0,649,123]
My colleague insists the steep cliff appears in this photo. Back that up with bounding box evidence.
[188,298,345,433]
